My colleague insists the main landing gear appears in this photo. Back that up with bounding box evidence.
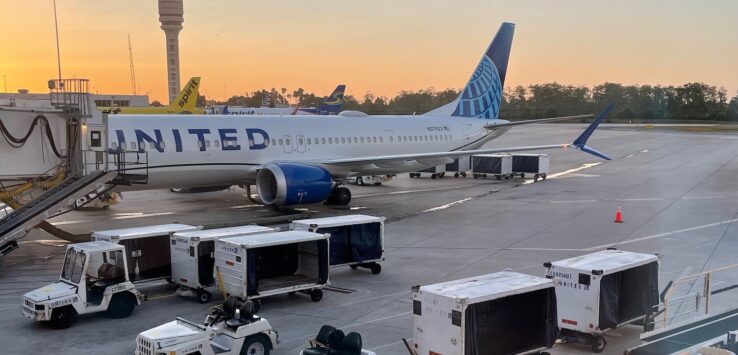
[326,186,351,206]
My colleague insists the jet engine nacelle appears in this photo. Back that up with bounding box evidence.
[256,163,334,206]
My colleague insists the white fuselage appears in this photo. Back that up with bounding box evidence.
[107,114,509,189]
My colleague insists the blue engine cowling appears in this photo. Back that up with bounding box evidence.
[256,163,334,206]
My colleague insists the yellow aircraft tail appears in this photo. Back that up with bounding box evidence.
[171,77,201,112]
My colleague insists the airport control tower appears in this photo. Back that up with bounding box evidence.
[158,0,184,104]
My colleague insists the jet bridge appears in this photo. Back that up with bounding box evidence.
[0,78,149,258]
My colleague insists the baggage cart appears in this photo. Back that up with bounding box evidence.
[544,249,660,353]
[472,154,512,180]
[409,165,446,179]
[407,271,558,355]
[445,156,471,178]
[215,231,330,306]
[291,214,385,274]
[171,225,276,303]
[511,154,550,181]
[92,224,199,283]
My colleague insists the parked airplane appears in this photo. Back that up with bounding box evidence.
[108,23,612,208]
[99,77,204,114]
[217,85,346,115]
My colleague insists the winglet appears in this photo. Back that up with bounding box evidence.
[572,103,614,160]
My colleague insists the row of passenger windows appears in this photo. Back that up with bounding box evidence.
[110,134,453,150]
[273,134,452,147]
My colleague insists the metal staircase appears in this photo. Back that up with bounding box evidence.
[0,170,118,257]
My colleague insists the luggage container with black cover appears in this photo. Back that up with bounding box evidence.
[291,214,385,275]
[407,271,558,355]
[544,249,660,353]
[472,154,512,180]
[92,224,199,283]
[511,154,550,181]
[445,156,471,178]
[215,231,330,305]
[409,165,446,179]
[171,225,276,303]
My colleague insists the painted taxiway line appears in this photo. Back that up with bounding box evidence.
[353,186,466,198]
[502,218,738,253]
[112,211,175,220]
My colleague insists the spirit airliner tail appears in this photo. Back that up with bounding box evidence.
[109,23,613,207]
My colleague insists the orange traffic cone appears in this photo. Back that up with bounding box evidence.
[614,206,623,223]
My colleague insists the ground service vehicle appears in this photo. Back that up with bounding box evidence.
[545,249,660,353]
[136,297,278,355]
[408,271,557,355]
[171,225,276,303]
[22,241,144,328]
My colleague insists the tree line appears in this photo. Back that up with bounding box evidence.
[200,82,738,121]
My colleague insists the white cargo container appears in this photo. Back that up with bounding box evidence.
[545,249,660,353]
[446,156,471,178]
[215,231,330,305]
[472,154,512,180]
[92,224,199,283]
[409,271,558,355]
[511,154,550,181]
[409,164,446,179]
[171,225,276,303]
[291,214,385,274]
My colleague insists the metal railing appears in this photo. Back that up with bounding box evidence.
[660,263,738,327]
[48,78,92,118]
[81,149,148,179]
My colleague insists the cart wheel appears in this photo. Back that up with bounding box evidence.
[241,334,271,355]
[483,174,488,178]
[431,174,437,179]
[49,306,77,329]
[357,177,364,186]
[590,336,606,353]
[520,173,525,178]
[439,173,445,178]
[496,175,501,180]
[350,265,358,270]
[542,173,547,180]
[473,174,479,179]
[197,290,212,304]
[107,292,136,319]
[454,173,459,178]
[310,289,324,302]
[370,263,382,275]
[534,174,539,182]
[461,172,467,178]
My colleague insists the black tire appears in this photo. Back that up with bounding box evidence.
[439,173,445,178]
[350,264,359,270]
[520,173,525,178]
[370,263,382,275]
[197,290,212,304]
[431,174,437,179]
[49,306,77,329]
[107,292,136,319]
[454,173,459,178]
[310,289,323,302]
[335,187,351,205]
[357,177,364,186]
[473,174,479,179]
[240,334,271,355]
[496,175,501,180]
[542,173,547,180]
[408,173,414,178]
[534,175,539,182]
[461,172,467,177]
[591,336,606,353]
[483,174,488,178]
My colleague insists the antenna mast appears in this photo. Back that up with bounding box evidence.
[128,33,137,95]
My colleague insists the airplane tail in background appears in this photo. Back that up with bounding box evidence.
[171,77,201,111]
[318,84,346,114]
[426,23,515,119]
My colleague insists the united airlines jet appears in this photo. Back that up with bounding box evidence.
[218,85,346,116]
[109,23,612,208]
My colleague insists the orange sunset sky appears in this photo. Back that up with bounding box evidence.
[1,0,736,104]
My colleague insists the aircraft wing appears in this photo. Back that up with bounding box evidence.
[484,114,593,130]
[322,104,613,169]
